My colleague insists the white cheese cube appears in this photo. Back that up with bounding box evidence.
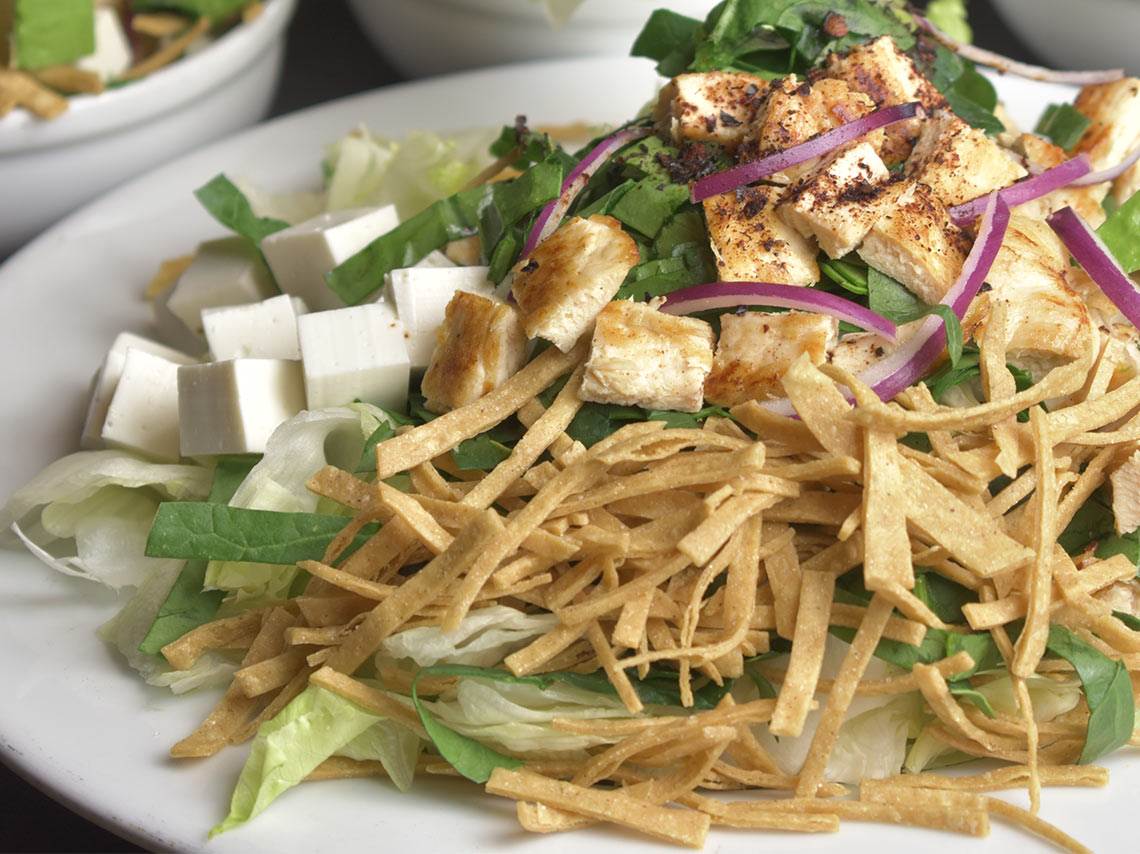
[76,5,133,82]
[153,237,276,354]
[385,266,496,370]
[415,250,457,269]
[100,348,185,461]
[261,205,400,311]
[178,360,306,456]
[202,294,308,361]
[81,333,196,450]
[298,303,410,411]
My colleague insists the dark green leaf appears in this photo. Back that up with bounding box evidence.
[1115,611,1140,631]
[193,175,290,246]
[912,569,976,624]
[208,454,261,503]
[948,679,996,717]
[819,256,870,295]
[411,667,523,783]
[1035,103,1092,151]
[1096,188,1140,274]
[145,503,379,565]
[1046,625,1135,763]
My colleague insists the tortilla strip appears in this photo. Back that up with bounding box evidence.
[325,509,505,674]
[161,608,266,671]
[486,768,710,848]
[795,593,894,798]
[898,456,1034,577]
[729,400,825,452]
[769,570,835,738]
[1013,408,1058,678]
[171,607,295,757]
[862,428,914,591]
[310,665,426,736]
[374,339,587,479]
[783,354,861,458]
[121,16,212,80]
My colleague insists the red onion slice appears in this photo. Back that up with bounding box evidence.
[690,101,924,203]
[1071,144,1140,186]
[761,191,1010,414]
[861,191,1010,402]
[949,155,1091,226]
[659,281,898,342]
[520,126,653,259]
[915,15,1124,85]
[1047,205,1140,329]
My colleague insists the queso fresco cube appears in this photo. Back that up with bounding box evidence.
[385,265,496,370]
[100,348,186,461]
[153,236,276,354]
[201,294,309,361]
[297,303,410,411]
[261,205,399,311]
[81,332,195,450]
[178,359,306,456]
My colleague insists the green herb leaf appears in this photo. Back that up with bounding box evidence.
[867,267,963,365]
[194,174,290,246]
[145,503,378,564]
[1096,188,1140,274]
[12,0,94,69]
[1035,103,1092,151]
[1046,625,1135,763]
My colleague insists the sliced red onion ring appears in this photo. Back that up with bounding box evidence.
[1047,205,1140,329]
[915,15,1124,85]
[659,281,898,342]
[949,154,1091,226]
[761,191,1011,414]
[520,126,653,259]
[1071,143,1140,186]
[690,101,924,203]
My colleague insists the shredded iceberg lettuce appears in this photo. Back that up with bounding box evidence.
[1,449,211,588]
[206,404,389,603]
[379,605,559,668]
[213,683,414,835]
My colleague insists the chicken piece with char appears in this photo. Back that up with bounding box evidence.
[822,35,948,163]
[511,214,640,352]
[421,291,528,413]
[778,140,903,259]
[655,71,770,152]
[581,299,715,413]
[964,216,1093,382]
[703,184,820,286]
[704,310,838,406]
[857,180,969,306]
[906,110,1027,208]
[737,76,885,184]
[1012,133,1109,228]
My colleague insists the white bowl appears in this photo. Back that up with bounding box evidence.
[989,0,1140,78]
[346,0,716,77]
[0,0,298,257]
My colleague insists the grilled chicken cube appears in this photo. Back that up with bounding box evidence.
[779,141,903,259]
[511,214,639,352]
[826,320,924,378]
[906,111,1027,207]
[1012,133,1108,227]
[823,35,948,162]
[1072,77,1140,171]
[421,291,528,413]
[738,76,883,184]
[858,181,969,305]
[655,71,769,151]
[1111,449,1140,535]
[704,310,838,406]
[703,185,820,285]
[965,216,1093,380]
[581,299,715,413]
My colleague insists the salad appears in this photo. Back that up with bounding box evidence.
[0,0,266,120]
[3,1,1140,850]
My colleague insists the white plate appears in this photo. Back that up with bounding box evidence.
[0,58,1132,854]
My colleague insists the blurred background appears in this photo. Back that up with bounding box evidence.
[0,0,1061,850]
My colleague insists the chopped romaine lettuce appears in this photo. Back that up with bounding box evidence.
[13,0,94,70]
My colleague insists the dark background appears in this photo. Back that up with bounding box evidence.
[0,0,1044,851]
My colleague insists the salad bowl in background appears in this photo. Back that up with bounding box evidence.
[0,0,297,258]
[345,0,716,77]
[989,0,1140,77]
